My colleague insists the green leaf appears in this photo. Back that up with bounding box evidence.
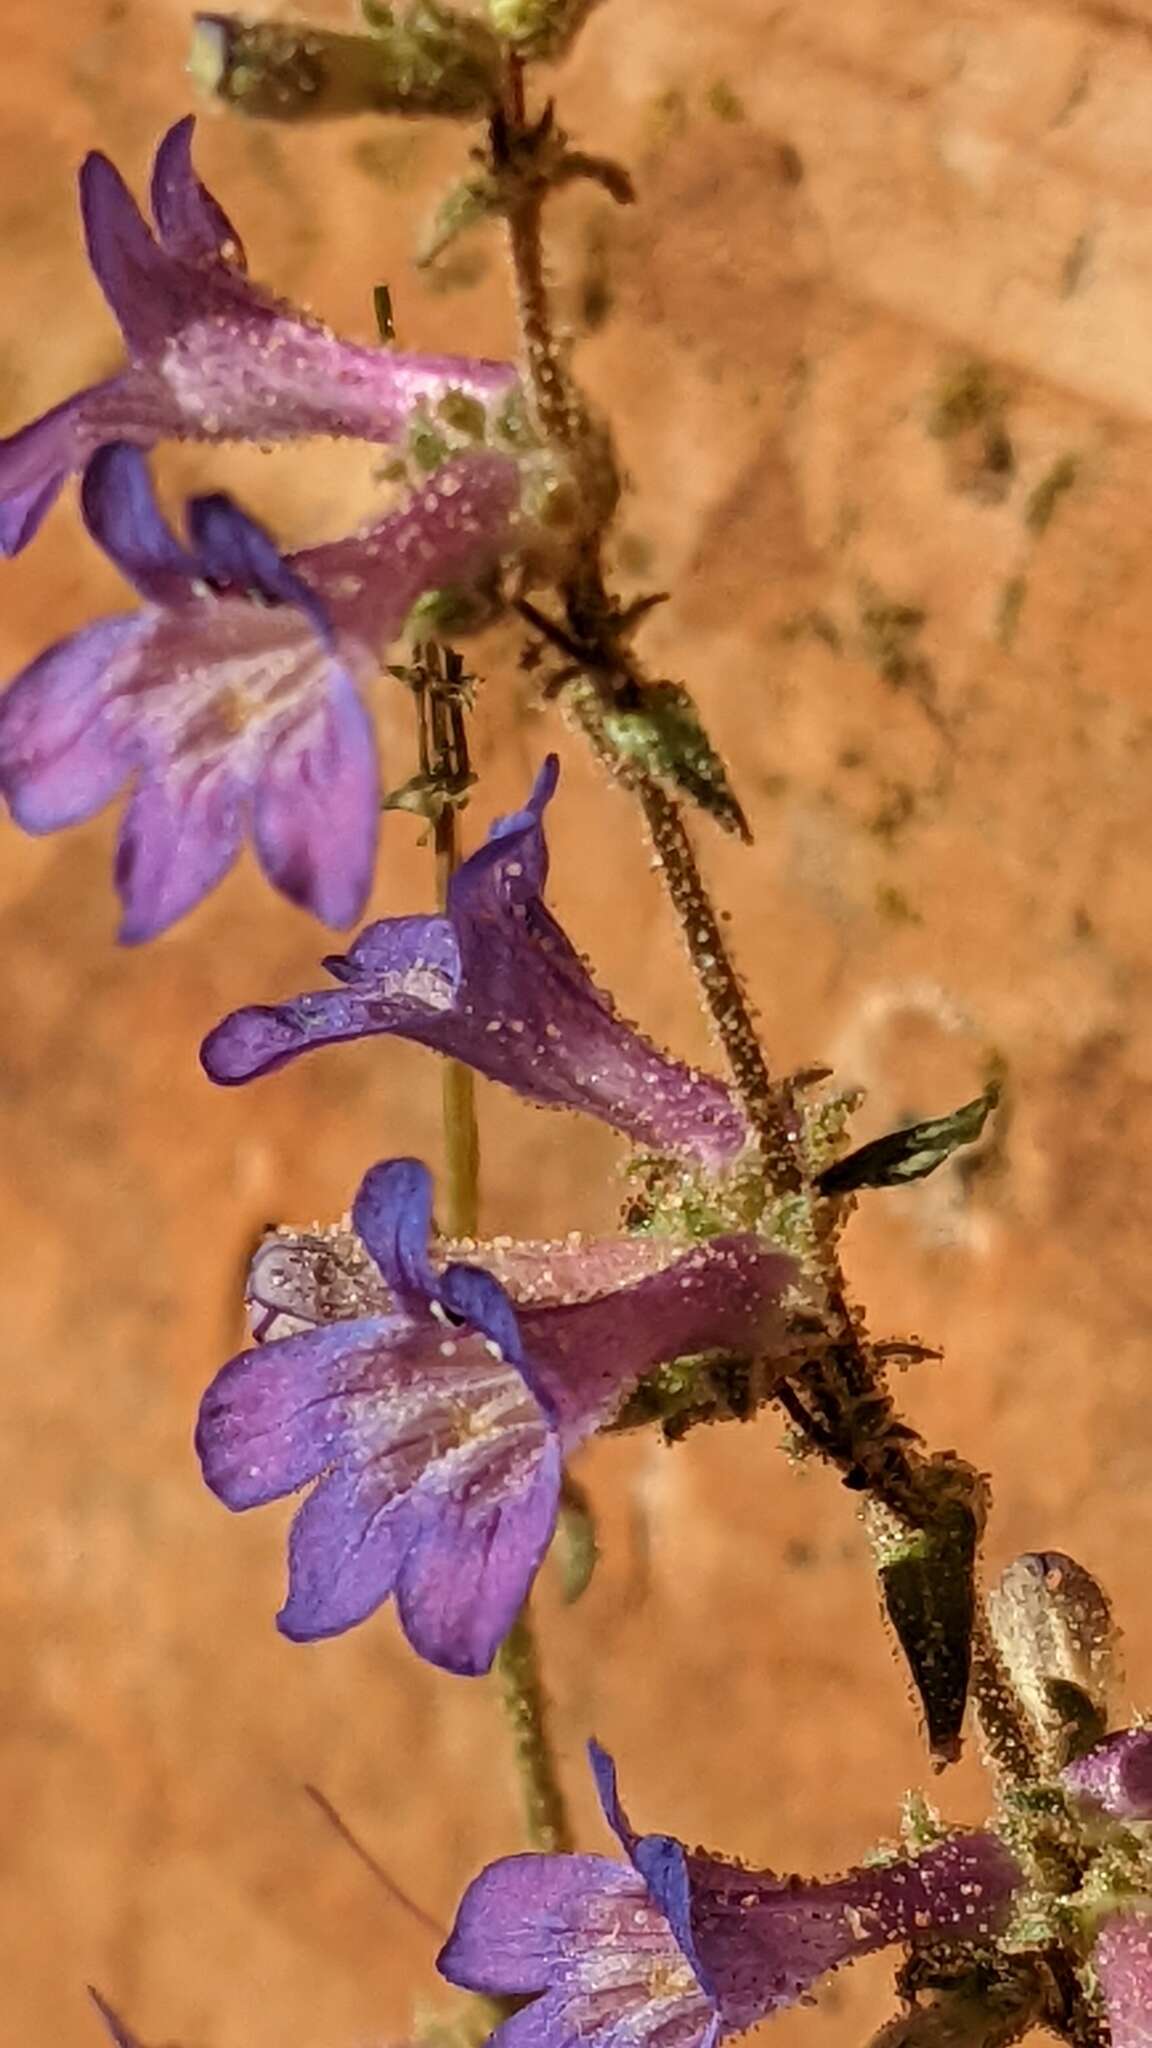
[597,682,750,840]
[817,1084,999,1196]
[868,1475,982,1765]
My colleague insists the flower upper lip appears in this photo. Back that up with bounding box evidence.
[0,115,520,555]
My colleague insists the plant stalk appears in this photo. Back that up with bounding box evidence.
[419,644,571,1850]
[495,1606,575,1852]
[433,797,481,1240]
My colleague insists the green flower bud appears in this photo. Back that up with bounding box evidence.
[987,1553,1116,1767]
[191,5,502,123]
[486,0,603,59]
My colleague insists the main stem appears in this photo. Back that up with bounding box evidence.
[434,803,481,1241]
[637,775,802,1192]
[495,59,1037,1772]
[496,63,800,1188]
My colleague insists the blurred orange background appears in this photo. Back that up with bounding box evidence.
[4,1,1152,2043]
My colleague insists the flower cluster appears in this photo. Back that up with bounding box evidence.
[196,762,796,1669]
[0,121,531,936]
[29,75,1152,2048]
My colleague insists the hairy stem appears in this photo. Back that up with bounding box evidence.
[971,1605,1042,1793]
[501,55,584,452]
[496,58,1044,1769]
[494,1606,575,1852]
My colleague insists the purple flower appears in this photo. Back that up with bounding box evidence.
[196,1157,794,1671]
[0,117,518,553]
[438,1742,1023,2045]
[0,442,519,939]
[247,1218,713,1345]
[201,760,750,1164]
[1093,1913,1152,2047]
[1064,1728,1152,1822]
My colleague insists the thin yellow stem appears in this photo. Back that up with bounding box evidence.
[434,799,481,1241]
[494,1607,574,1852]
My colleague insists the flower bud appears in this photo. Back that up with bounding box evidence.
[986,1551,1116,1766]
[190,6,502,123]
[486,0,602,59]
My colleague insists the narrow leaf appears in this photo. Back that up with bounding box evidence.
[817,1084,999,1196]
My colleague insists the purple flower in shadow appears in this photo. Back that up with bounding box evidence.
[201,760,750,1164]
[196,1158,795,1672]
[0,442,519,939]
[0,117,518,552]
[1062,1723,1152,2040]
[1093,1913,1152,2047]
[1064,1727,1152,1823]
[439,1742,1023,2045]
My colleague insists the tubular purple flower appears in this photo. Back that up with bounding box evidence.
[1093,1913,1152,2047]
[438,1743,1023,2047]
[196,1158,795,1672]
[0,117,519,552]
[1063,1728,1152,1822]
[0,443,520,939]
[1069,1731,1152,1824]
[201,759,751,1164]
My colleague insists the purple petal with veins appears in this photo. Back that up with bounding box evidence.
[0,443,519,939]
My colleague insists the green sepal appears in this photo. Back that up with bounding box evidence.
[405,581,504,635]
[867,1467,984,1765]
[553,1474,598,1603]
[818,1084,999,1196]
[595,682,750,840]
[419,172,501,266]
[191,5,502,123]
[486,0,603,59]
[381,768,476,822]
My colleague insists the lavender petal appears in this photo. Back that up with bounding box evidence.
[0,617,138,831]
[81,443,198,603]
[1095,1912,1152,2047]
[149,115,246,268]
[278,1462,419,1642]
[395,1432,562,1674]
[114,761,247,942]
[1064,1727,1152,1822]
[438,1854,649,1994]
[251,678,379,928]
